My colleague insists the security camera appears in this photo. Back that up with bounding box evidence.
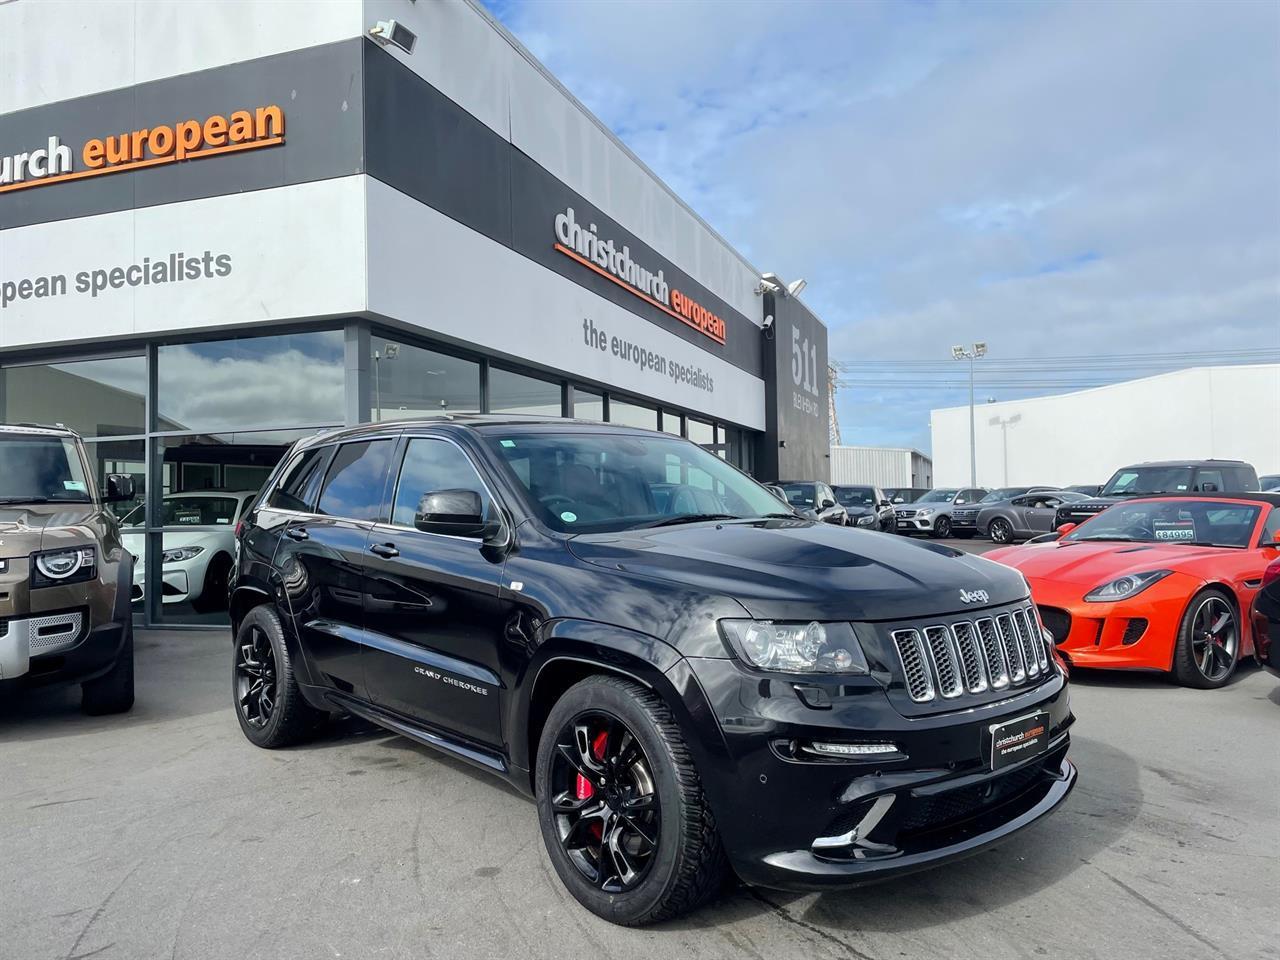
[787,278,808,297]
[755,272,786,296]
[762,314,776,341]
[370,19,417,54]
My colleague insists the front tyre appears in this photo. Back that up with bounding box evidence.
[1172,588,1239,689]
[535,675,726,925]
[930,516,952,539]
[233,605,324,747]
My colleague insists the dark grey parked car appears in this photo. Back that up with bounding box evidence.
[977,491,1089,544]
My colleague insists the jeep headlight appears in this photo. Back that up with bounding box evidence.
[162,545,205,564]
[1084,569,1171,602]
[720,620,870,674]
[33,546,96,586]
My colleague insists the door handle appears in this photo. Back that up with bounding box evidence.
[369,542,399,558]
[285,527,309,541]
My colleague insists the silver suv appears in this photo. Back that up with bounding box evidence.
[893,486,988,538]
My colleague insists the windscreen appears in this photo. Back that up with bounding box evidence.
[0,437,91,503]
[487,432,790,533]
[917,489,959,503]
[1065,500,1261,548]
[981,488,1029,503]
[835,486,876,506]
[1102,467,1193,497]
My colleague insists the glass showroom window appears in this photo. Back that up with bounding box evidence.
[660,410,683,435]
[608,399,658,430]
[0,355,146,438]
[147,428,328,625]
[157,331,345,433]
[489,368,563,416]
[372,337,480,421]
[687,418,715,447]
[573,387,605,422]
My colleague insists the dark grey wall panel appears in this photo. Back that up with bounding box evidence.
[361,43,760,377]
[0,40,364,230]
[363,41,511,248]
[759,293,830,481]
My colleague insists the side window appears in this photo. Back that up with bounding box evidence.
[269,446,331,512]
[954,491,968,505]
[1262,507,1280,545]
[391,438,491,527]
[317,440,395,521]
[1010,496,1028,507]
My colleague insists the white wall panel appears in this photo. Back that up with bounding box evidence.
[0,0,362,113]
[0,177,367,348]
[366,179,764,430]
[930,366,1280,487]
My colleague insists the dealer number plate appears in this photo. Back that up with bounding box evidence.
[988,711,1049,771]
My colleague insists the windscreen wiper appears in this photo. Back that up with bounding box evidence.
[636,513,741,528]
[0,497,51,504]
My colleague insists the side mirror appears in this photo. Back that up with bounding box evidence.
[104,473,135,503]
[821,498,835,509]
[414,489,498,539]
[1056,521,1078,535]
[879,499,891,508]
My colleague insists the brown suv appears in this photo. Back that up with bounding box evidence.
[0,424,137,714]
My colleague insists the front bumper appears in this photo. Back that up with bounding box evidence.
[894,512,939,533]
[132,564,191,604]
[1028,573,1193,671]
[682,657,1075,890]
[0,609,125,689]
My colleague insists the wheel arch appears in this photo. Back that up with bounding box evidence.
[229,581,272,636]
[1171,580,1248,670]
[512,620,720,796]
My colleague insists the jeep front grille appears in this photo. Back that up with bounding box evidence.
[890,604,1051,704]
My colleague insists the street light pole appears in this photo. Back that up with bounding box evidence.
[951,342,988,488]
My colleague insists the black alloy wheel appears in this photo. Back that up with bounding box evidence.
[535,676,726,924]
[549,712,661,893]
[235,621,278,729]
[932,515,952,539]
[232,605,325,747]
[1173,589,1239,688]
[989,517,1014,544]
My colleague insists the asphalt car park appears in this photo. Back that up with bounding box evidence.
[1,611,1273,960]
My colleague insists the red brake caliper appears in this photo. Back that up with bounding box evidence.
[576,730,610,843]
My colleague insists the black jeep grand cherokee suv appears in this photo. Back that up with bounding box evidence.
[230,418,1076,925]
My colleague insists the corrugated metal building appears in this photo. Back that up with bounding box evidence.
[830,446,933,488]
[930,364,1280,487]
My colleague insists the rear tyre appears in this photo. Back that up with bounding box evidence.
[81,622,135,715]
[1172,588,1239,689]
[989,518,1014,544]
[930,516,952,539]
[233,605,324,747]
[535,675,727,925]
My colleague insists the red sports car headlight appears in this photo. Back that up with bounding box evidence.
[1083,569,1172,602]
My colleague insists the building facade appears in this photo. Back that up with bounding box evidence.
[830,446,933,489]
[930,364,1280,488]
[0,0,830,627]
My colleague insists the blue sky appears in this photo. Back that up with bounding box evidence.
[483,0,1280,452]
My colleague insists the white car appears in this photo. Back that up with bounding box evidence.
[121,491,257,612]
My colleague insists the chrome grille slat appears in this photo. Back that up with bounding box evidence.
[950,621,988,693]
[922,626,963,698]
[975,617,1011,689]
[1013,607,1046,675]
[994,614,1026,682]
[891,629,935,703]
